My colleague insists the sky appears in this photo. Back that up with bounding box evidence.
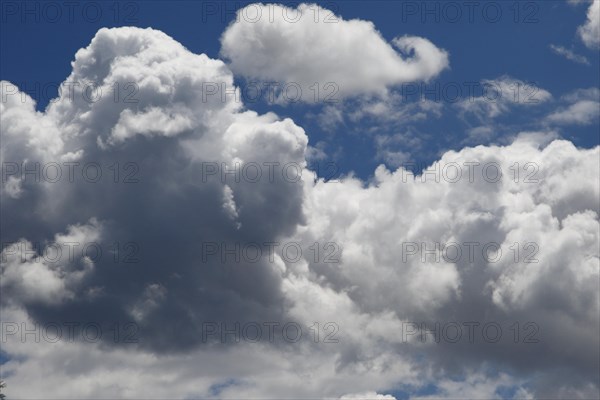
[0,1,599,399]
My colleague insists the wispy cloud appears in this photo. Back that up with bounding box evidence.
[549,44,590,65]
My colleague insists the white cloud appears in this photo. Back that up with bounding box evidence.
[1,26,309,353]
[1,220,102,305]
[578,0,600,49]
[1,26,598,400]
[466,126,495,142]
[549,44,590,65]
[546,87,600,125]
[289,136,599,396]
[374,130,424,168]
[457,76,552,120]
[411,373,533,400]
[340,392,396,399]
[349,96,443,124]
[546,99,600,125]
[220,3,449,101]
[308,94,443,134]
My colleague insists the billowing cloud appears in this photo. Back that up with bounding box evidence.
[1,26,308,353]
[1,220,101,305]
[288,134,599,397]
[1,25,598,400]
[220,3,449,101]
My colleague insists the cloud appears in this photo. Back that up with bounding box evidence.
[1,26,599,399]
[1,26,308,353]
[549,44,590,65]
[1,220,102,305]
[347,96,443,125]
[340,393,396,399]
[410,373,534,399]
[457,76,552,120]
[307,93,443,135]
[578,0,600,49]
[374,129,426,168]
[546,87,600,125]
[291,136,599,397]
[1,304,419,399]
[546,100,600,124]
[465,126,495,143]
[220,3,449,101]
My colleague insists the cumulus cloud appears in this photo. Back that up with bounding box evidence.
[578,0,600,49]
[1,25,598,400]
[1,26,308,353]
[288,136,599,397]
[1,220,101,305]
[220,3,449,101]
